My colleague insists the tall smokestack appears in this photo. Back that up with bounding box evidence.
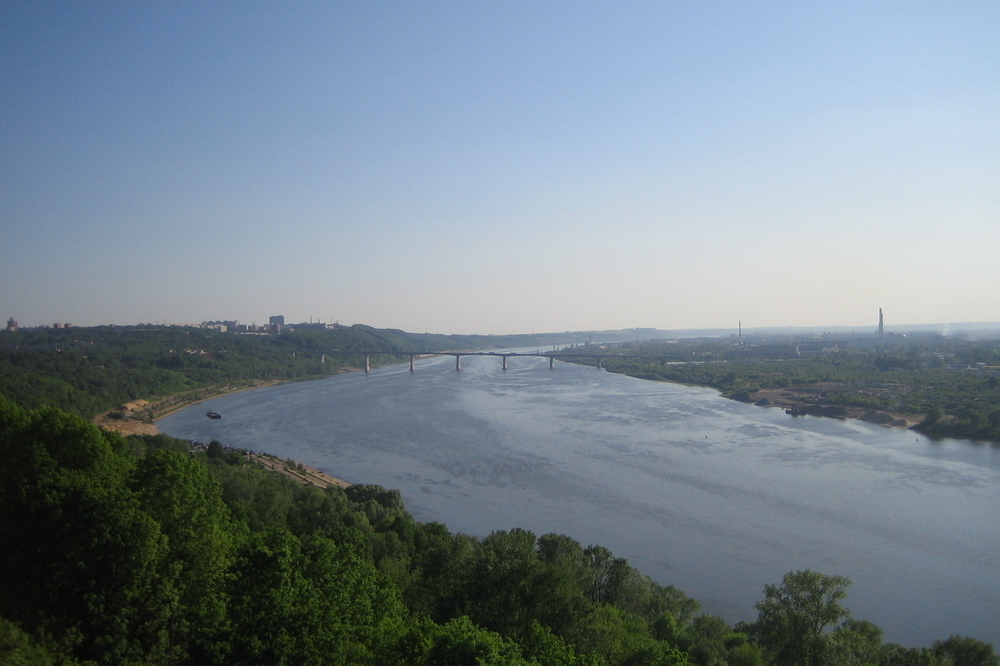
[878,308,884,338]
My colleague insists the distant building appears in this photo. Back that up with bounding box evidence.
[269,315,284,332]
[6,318,16,332]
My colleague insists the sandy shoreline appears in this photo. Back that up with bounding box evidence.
[93,375,356,489]
[93,380,286,437]
[95,365,367,437]
[248,453,351,489]
[733,385,921,429]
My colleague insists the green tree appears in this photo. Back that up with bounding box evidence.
[404,525,477,622]
[209,461,296,531]
[0,617,68,666]
[922,406,944,426]
[752,570,852,666]
[932,635,999,666]
[582,545,631,606]
[679,615,763,666]
[466,529,544,637]
[520,621,600,666]
[226,529,406,666]
[828,619,883,665]
[878,643,951,666]
[206,440,225,459]
[131,449,237,663]
[967,411,987,431]
[417,616,534,666]
[567,605,689,666]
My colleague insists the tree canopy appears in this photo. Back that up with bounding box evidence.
[0,397,995,665]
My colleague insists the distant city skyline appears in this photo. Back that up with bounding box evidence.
[2,3,998,334]
[5,310,1000,338]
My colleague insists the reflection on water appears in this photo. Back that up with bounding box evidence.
[158,354,1000,647]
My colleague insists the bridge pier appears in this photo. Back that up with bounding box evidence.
[549,356,554,369]
[502,355,508,370]
[364,354,371,373]
[596,357,602,369]
[409,355,415,371]
[455,355,461,371]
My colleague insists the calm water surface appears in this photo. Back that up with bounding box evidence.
[158,354,1000,647]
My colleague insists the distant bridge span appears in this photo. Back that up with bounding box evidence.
[289,349,625,372]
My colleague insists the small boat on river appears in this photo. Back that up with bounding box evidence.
[206,411,222,419]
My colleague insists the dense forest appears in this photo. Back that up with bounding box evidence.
[552,334,1000,442]
[1,398,996,666]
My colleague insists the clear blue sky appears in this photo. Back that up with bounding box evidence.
[2,2,997,333]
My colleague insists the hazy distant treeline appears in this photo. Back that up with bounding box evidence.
[0,324,613,418]
[561,336,1000,442]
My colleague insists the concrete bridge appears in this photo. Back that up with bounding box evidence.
[291,349,623,372]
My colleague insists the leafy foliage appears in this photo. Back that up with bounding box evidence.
[0,398,995,665]
[751,570,851,666]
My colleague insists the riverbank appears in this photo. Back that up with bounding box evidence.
[728,384,921,429]
[94,366,372,437]
[93,379,287,436]
[95,375,357,489]
[598,367,926,432]
[248,453,351,489]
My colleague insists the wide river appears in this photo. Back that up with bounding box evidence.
[158,353,1000,648]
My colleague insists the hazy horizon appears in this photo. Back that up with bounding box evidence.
[7,314,1000,339]
[3,3,998,334]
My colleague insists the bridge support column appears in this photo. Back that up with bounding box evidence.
[365,354,371,373]
[409,355,415,371]
[455,355,461,371]
[549,356,554,369]
[502,356,507,370]
[597,357,602,369]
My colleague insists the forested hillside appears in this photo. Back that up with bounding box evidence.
[0,324,589,420]
[1,399,995,666]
